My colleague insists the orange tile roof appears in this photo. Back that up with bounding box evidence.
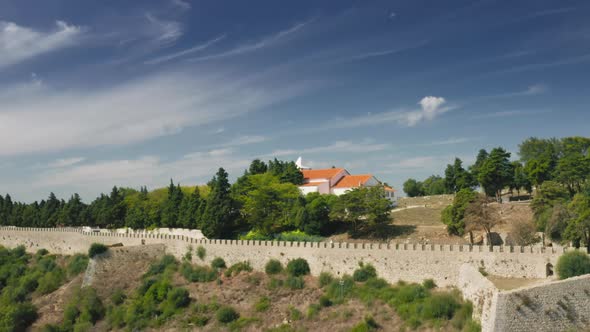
[333,175,373,188]
[301,168,345,181]
[384,185,396,192]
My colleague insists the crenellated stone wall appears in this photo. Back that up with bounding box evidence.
[0,226,564,287]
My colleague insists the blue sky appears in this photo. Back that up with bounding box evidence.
[1,0,589,202]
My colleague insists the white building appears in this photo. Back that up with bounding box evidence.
[295,159,396,203]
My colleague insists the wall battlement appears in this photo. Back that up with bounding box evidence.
[0,226,564,288]
[0,226,566,255]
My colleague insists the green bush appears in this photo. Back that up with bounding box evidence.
[422,294,460,319]
[275,230,323,242]
[353,262,377,282]
[36,269,65,294]
[216,306,239,323]
[196,246,206,260]
[351,315,379,332]
[306,303,321,319]
[48,287,105,331]
[239,230,272,241]
[67,254,89,276]
[319,272,334,288]
[288,306,302,321]
[268,277,284,290]
[88,243,108,258]
[224,261,253,277]
[286,276,305,290]
[36,248,49,257]
[165,287,190,309]
[422,279,437,290]
[146,255,177,277]
[211,257,226,269]
[181,262,217,283]
[319,295,332,307]
[286,258,310,277]
[265,259,283,275]
[254,296,271,312]
[556,251,590,279]
[111,289,126,305]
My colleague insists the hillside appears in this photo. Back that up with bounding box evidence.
[0,245,480,332]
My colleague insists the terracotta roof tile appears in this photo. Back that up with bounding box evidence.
[333,175,373,188]
[301,168,345,181]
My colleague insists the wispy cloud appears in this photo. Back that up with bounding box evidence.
[34,149,251,199]
[481,83,548,99]
[48,157,86,168]
[171,0,191,10]
[0,20,82,68]
[0,69,306,156]
[268,140,388,157]
[145,34,226,65]
[344,40,429,62]
[494,53,590,75]
[423,137,472,146]
[188,19,314,62]
[219,135,268,147]
[523,7,575,20]
[472,109,551,119]
[316,96,453,131]
[145,14,182,44]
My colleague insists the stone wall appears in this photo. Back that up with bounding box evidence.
[0,227,564,288]
[491,274,590,332]
[458,264,499,332]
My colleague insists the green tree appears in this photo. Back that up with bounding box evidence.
[441,188,477,236]
[237,173,303,235]
[268,159,304,185]
[477,147,513,201]
[202,168,238,238]
[161,180,184,228]
[469,149,489,185]
[444,158,474,193]
[248,159,268,175]
[510,161,532,196]
[519,137,559,187]
[403,179,424,197]
[564,193,590,251]
[421,175,447,195]
[330,186,392,237]
[554,152,590,196]
[178,186,204,229]
[303,193,336,235]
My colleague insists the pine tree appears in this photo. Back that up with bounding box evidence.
[178,186,203,228]
[202,168,237,238]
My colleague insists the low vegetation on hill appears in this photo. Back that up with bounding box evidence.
[0,245,88,331]
[0,245,481,331]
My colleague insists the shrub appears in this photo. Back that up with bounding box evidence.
[146,255,177,277]
[286,276,305,290]
[353,262,377,282]
[181,263,217,283]
[265,259,283,275]
[211,257,226,269]
[275,230,323,242]
[557,251,590,279]
[254,296,271,312]
[36,248,49,257]
[196,246,206,260]
[319,272,334,288]
[319,295,332,307]
[224,261,252,277]
[307,303,321,319]
[165,287,190,309]
[268,277,284,290]
[88,243,108,258]
[239,230,272,241]
[111,289,126,305]
[288,306,302,321]
[190,315,209,327]
[36,269,65,294]
[286,258,310,277]
[422,293,460,319]
[422,279,437,290]
[216,306,239,323]
[67,254,89,276]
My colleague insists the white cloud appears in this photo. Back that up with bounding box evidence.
[189,19,313,61]
[314,96,452,130]
[0,70,305,156]
[345,40,429,62]
[389,156,436,169]
[48,157,86,168]
[425,137,472,146]
[219,135,268,147]
[145,14,182,44]
[269,140,388,157]
[34,149,251,199]
[0,20,82,68]
[171,0,191,10]
[145,34,226,65]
